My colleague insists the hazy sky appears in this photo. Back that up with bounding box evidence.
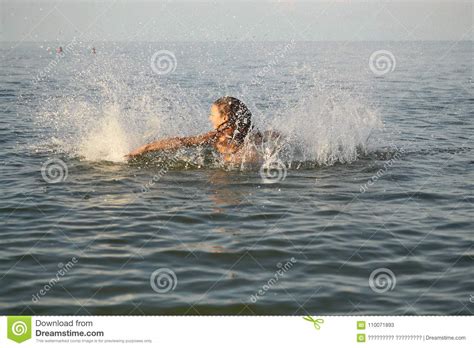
[1,1,472,42]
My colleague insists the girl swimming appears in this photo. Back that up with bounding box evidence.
[127,96,273,163]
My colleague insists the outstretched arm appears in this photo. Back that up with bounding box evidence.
[126,131,217,158]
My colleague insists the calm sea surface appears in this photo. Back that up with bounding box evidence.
[0,41,472,315]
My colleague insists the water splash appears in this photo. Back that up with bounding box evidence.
[35,44,382,167]
[268,87,382,166]
[77,105,131,162]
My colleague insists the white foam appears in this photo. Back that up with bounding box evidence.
[77,105,130,162]
[251,85,382,166]
[36,50,382,166]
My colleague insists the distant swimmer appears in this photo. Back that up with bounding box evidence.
[92,47,96,54]
[57,46,63,54]
[127,96,281,164]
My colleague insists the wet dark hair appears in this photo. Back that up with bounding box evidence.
[213,96,252,145]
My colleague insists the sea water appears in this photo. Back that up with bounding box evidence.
[0,41,472,314]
